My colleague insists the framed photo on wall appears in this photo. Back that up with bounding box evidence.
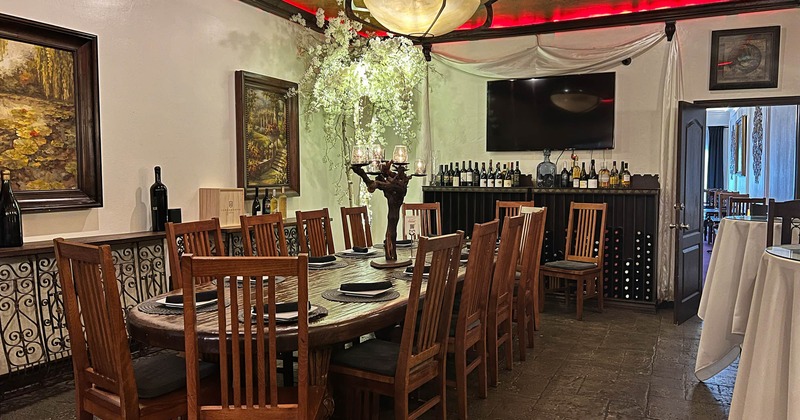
[0,13,102,212]
[235,71,300,197]
[709,26,780,90]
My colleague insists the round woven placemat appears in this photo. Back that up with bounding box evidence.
[238,305,329,324]
[321,289,400,303]
[335,250,385,259]
[308,261,348,270]
[137,299,230,315]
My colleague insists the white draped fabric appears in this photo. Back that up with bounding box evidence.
[423,28,683,301]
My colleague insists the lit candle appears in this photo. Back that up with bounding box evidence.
[414,158,426,175]
[351,145,367,164]
[393,145,408,164]
[371,144,385,162]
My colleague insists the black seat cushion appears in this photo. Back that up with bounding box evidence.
[543,260,597,271]
[133,352,217,399]
[332,339,399,377]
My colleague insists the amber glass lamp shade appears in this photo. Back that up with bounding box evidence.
[363,0,480,37]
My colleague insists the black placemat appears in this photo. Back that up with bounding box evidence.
[388,271,415,281]
[238,304,329,324]
[321,289,400,303]
[335,250,385,259]
[138,298,230,315]
[308,261,348,270]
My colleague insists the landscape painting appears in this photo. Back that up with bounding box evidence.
[0,37,77,192]
[235,71,299,196]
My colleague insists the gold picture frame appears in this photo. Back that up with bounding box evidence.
[735,115,748,175]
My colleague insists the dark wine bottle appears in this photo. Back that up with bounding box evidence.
[588,159,598,189]
[453,163,461,187]
[150,166,168,232]
[251,187,261,215]
[513,161,521,187]
[473,161,480,187]
[261,187,271,214]
[480,162,487,187]
[0,170,23,247]
[560,162,571,188]
[579,162,588,189]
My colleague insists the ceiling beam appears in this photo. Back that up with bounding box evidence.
[239,0,322,33]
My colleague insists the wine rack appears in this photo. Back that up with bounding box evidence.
[422,184,659,309]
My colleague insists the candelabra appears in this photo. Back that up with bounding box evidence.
[350,145,425,268]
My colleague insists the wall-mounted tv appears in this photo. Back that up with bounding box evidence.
[486,72,616,151]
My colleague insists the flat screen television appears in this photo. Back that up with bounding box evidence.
[486,72,616,151]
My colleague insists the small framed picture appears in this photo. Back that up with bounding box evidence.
[709,26,780,90]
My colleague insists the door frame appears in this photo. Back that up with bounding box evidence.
[693,95,800,199]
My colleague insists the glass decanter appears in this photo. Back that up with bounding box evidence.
[536,149,557,187]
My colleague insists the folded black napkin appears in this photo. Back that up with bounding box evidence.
[309,255,336,263]
[340,281,392,292]
[460,253,470,260]
[254,301,312,314]
[405,265,431,274]
[384,239,412,245]
[352,246,370,253]
[165,290,217,304]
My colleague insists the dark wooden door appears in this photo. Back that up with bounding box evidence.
[674,102,706,324]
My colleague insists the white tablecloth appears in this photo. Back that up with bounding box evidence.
[730,251,800,419]
[694,217,780,381]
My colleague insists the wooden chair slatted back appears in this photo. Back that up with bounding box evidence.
[402,203,442,239]
[457,221,499,335]
[296,208,335,256]
[518,208,547,299]
[166,218,225,289]
[489,215,525,316]
[182,255,310,418]
[340,206,373,249]
[397,232,463,377]
[240,213,289,257]
[717,192,747,215]
[728,197,766,216]
[565,202,607,264]
[767,199,800,246]
[54,238,139,414]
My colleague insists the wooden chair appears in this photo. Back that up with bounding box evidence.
[716,192,747,217]
[448,220,498,420]
[539,202,607,320]
[495,200,535,224]
[181,254,324,419]
[767,199,800,246]
[295,208,336,256]
[728,197,766,216]
[54,238,199,420]
[165,218,225,289]
[514,207,547,359]
[240,213,289,257]
[487,215,524,386]
[340,206,373,249]
[330,232,464,420]
[402,202,442,239]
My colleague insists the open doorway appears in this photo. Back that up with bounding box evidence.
[701,103,799,281]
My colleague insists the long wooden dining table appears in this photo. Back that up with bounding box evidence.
[126,251,466,418]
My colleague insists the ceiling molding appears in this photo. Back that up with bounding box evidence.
[241,0,800,43]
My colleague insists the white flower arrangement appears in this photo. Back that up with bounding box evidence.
[291,4,425,203]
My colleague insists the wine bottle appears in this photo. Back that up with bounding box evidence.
[599,161,610,188]
[487,159,494,187]
[0,170,23,247]
[150,166,168,232]
[572,158,581,188]
[446,163,453,186]
[622,163,632,188]
[251,187,261,215]
[609,161,620,188]
[466,160,473,186]
[579,162,588,189]
[270,189,278,215]
[480,162,488,187]
[560,162,571,188]
[278,187,287,219]
[513,161,521,187]
[262,188,271,215]
[459,161,465,186]
[473,161,480,187]
[588,159,598,189]
[504,164,513,187]
[453,163,461,187]
[495,163,502,188]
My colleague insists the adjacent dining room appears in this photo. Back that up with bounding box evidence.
[2,1,800,419]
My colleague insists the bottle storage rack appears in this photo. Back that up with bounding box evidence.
[422,186,660,309]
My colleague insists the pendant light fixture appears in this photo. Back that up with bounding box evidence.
[362,0,481,38]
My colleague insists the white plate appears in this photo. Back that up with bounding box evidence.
[156,297,218,309]
[343,248,377,256]
[337,288,392,297]
[251,305,319,321]
[308,260,336,267]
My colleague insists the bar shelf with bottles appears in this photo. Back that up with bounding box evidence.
[423,155,659,309]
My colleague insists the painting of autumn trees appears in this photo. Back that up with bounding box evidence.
[0,37,77,191]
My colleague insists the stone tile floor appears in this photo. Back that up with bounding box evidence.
[2,305,736,419]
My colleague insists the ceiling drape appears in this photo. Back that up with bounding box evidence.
[419,28,683,302]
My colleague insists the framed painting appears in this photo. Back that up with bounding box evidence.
[0,13,102,212]
[735,115,748,175]
[235,71,299,197]
[709,26,780,90]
